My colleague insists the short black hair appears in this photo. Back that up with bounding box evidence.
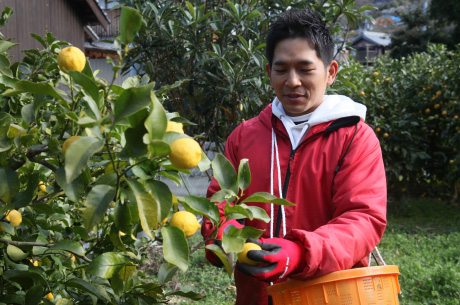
[266,9,335,68]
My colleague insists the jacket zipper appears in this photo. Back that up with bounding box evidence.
[271,115,360,237]
[273,131,329,237]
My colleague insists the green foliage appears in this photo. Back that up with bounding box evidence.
[118,0,375,148]
[0,6,290,303]
[334,44,460,200]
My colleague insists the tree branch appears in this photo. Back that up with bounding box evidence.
[0,238,92,263]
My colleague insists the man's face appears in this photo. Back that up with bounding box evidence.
[266,37,338,116]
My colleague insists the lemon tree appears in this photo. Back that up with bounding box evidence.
[0,5,293,304]
[333,44,460,201]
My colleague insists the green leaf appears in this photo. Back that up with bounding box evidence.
[197,150,211,172]
[178,195,220,225]
[241,192,295,206]
[2,270,46,289]
[224,202,252,220]
[114,201,135,234]
[0,40,18,53]
[127,180,157,239]
[87,252,129,279]
[148,139,171,158]
[65,278,107,300]
[237,158,251,192]
[221,229,245,254]
[0,74,18,88]
[161,226,189,272]
[238,225,265,240]
[0,112,12,152]
[48,240,85,256]
[121,122,148,158]
[210,189,237,204]
[0,167,20,204]
[113,83,155,123]
[21,104,35,125]
[64,137,104,183]
[158,263,178,284]
[204,244,233,276]
[144,93,167,140]
[242,204,270,223]
[13,172,39,209]
[69,71,102,109]
[212,153,238,193]
[145,180,172,224]
[83,185,116,232]
[55,167,85,202]
[25,285,43,305]
[0,54,12,77]
[166,290,204,301]
[120,6,145,44]
[109,224,126,252]
[7,245,28,261]
[3,80,64,101]
[94,173,117,186]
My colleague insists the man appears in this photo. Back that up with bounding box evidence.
[202,8,387,305]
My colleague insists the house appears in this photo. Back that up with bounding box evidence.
[0,0,109,62]
[351,31,391,65]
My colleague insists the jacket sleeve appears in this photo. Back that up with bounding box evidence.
[201,127,241,240]
[285,122,387,279]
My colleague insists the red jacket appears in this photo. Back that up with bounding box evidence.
[202,99,387,305]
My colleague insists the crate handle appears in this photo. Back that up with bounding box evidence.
[368,246,386,266]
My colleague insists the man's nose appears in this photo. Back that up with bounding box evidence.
[285,70,301,87]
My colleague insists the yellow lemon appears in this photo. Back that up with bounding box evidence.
[62,136,82,156]
[38,181,47,193]
[166,121,184,133]
[57,299,74,305]
[383,133,389,138]
[375,127,381,133]
[169,138,202,170]
[359,91,365,96]
[169,211,201,238]
[6,210,22,227]
[119,264,136,281]
[238,242,262,266]
[58,46,86,73]
[45,292,53,300]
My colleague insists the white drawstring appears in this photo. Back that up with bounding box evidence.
[270,129,286,238]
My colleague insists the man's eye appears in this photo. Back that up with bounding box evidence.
[274,70,286,73]
[301,69,313,73]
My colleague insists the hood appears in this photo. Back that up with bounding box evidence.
[271,95,367,149]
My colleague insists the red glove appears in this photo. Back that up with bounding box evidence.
[205,219,244,267]
[236,237,306,282]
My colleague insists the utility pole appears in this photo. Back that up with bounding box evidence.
[422,0,428,31]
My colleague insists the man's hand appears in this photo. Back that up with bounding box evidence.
[205,219,244,267]
[236,237,306,282]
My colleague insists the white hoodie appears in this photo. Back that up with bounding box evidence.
[271,95,367,149]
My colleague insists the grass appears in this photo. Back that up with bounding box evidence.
[380,198,460,304]
[160,198,460,304]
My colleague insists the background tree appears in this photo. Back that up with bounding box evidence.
[430,0,460,47]
[119,0,375,152]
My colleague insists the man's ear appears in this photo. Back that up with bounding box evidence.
[265,63,271,78]
[326,61,338,85]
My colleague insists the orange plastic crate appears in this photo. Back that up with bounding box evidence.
[267,265,401,305]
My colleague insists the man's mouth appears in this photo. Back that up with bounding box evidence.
[285,94,305,99]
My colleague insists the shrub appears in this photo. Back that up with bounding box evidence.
[334,44,460,200]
